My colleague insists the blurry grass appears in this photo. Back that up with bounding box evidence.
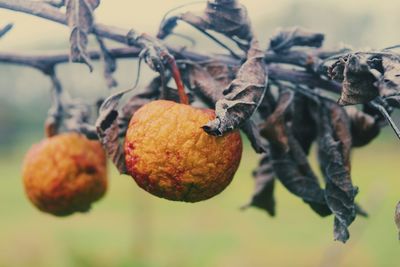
[0,131,399,267]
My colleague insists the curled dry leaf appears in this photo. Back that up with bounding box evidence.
[240,120,268,153]
[203,39,267,136]
[278,134,332,217]
[329,54,379,105]
[260,90,293,153]
[242,150,276,216]
[183,61,226,106]
[95,90,127,174]
[66,0,100,71]
[183,61,266,152]
[314,100,357,243]
[378,55,400,98]
[203,61,239,88]
[329,52,400,107]
[256,84,276,118]
[269,27,324,53]
[158,0,253,49]
[395,201,400,240]
[261,90,331,217]
[291,93,317,154]
[345,106,380,147]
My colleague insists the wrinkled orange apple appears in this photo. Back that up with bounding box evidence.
[124,100,242,202]
[22,133,107,216]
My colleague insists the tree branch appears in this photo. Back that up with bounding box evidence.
[0,0,344,94]
[0,47,342,94]
[0,47,141,72]
[0,0,129,44]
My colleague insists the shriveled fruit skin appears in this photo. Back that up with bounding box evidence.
[124,100,242,202]
[22,133,107,216]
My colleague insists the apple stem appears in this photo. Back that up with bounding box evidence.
[165,55,189,105]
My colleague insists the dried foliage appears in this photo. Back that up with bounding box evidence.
[95,90,127,174]
[312,100,357,243]
[329,53,400,106]
[242,151,276,216]
[269,27,324,53]
[0,0,399,242]
[203,39,267,136]
[183,61,267,153]
[261,90,331,217]
[158,0,253,50]
[291,93,317,154]
[66,0,100,71]
[345,106,380,147]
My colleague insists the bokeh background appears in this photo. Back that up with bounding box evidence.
[0,1,399,266]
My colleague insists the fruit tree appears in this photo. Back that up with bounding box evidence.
[0,0,399,243]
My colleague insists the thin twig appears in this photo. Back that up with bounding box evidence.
[43,0,64,8]
[0,47,141,72]
[0,23,13,38]
[370,100,400,140]
[184,22,242,59]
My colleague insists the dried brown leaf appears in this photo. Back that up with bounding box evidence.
[201,0,253,46]
[184,61,266,152]
[240,120,267,153]
[292,93,317,154]
[256,84,276,118]
[243,150,276,216]
[329,54,379,105]
[261,90,331,217]
[203,39,267,136]
[314,100,357,243]
[184,62,226,106]
[158,0,253,49]
[329,52,400,109]
[273,135,332,217]
[378,55,400,97]
[345,106,380,147]
[95,90,127,174]
[260,90,293,152]
[66,0,100,71]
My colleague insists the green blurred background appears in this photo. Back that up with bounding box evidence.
[0,1,399,266]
